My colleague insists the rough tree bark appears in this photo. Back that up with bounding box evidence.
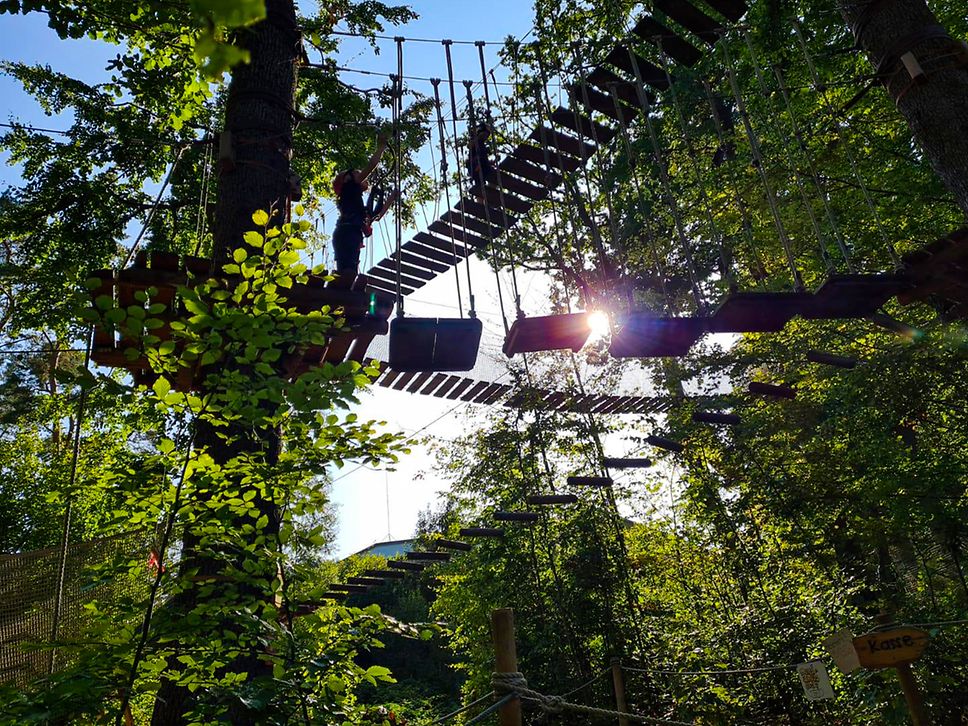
[150,1,299,723]
[838,0,968,217]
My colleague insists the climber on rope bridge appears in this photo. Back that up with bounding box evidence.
[331,130,395,287]
[467,120,495,199]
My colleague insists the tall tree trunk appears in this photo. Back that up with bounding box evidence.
[838,0,968,216]
[151,1,299,723]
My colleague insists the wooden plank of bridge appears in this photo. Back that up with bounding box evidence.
[632,16,703,66]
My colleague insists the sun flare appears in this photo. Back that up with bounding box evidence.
[586,310,611,342]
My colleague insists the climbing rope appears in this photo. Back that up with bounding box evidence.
[392,37,405,315]
[122,145,187,268]
[490,671,692,725]
[430,78,465,318]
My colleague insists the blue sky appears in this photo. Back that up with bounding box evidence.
[0,0,555,558]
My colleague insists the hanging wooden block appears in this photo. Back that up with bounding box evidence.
[567,476,613,487]
[330,583,370,593]
[459,527,505,538]
[748,381,797,399]
[869,313,921,339]
[437,539,473,552]
[806,350,858,369]
[363,569,407,579]
[406,551,451,562]
[693,411,741,425]
[493,511,540,523]
[610,315,704,358]
[703,0,748,22]
[632,16,703,66]
[387,560,425,572]
[804,274,908,320]
[503,313,592,356]
[652,0,722,44]
[603,458,652,469]
[525,494,579,506]
[347,576,386,586]
[648,434,684,453]
[709,292,813,333]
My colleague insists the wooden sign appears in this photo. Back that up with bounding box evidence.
[852,627,930,670]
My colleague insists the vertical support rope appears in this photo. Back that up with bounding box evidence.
[48,326,93,675]
[443,40,477,316]
[464,80,511,336]
[431,78,465,318]
[654,40,736,289]
[792,19,900,267]
[476,42,524,318]
[739,29,836,275]
[624,46,708,311]
[720,38,804,290]
[393,37,405,315]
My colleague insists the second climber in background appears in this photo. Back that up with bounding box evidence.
[467,121,495,199]
[331,130,392,287]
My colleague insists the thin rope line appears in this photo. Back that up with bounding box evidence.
[122,146,187,268]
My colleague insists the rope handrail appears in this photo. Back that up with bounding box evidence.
[491,671,693,725]
[623,662,800,676]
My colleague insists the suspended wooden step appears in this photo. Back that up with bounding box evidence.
[498,156,562,187]
[748,381,797,399]
[529,126,596,160]
[493,511,540,523]
[693,411,741,425]
[428,220,490,249]
[410,233,471,261]
[368,266,426,293]
[493,170,550,201]
[549,106,618,144]
[514,143,585,174]
[585,67,648,108]
[389,316,482,372]
[459,527,504,538]
[704,0,748,22]
[503,313,592,356]
[526,494,579,506]
[331,583,370,593]
[869,313,921,338]
[567,83,639,124]
[567,476,613,487]
[648,434,684,453]
[652,0,723,44]
[806,350,858,369]
[804,274,908,319]
[609,314,705,358]
[392,249,450,274]
[479,185,533,216]
[456,199,515,233]
[603,458,652,469]
[348,576,386,586]
[632,16,703,66]
[407,551,451,562]
[898,227,968,310]
[387,560,425,572]
[437,539,472,552]
[603,48,671,92]
[363,569,407,579]
[320,591,348,600]
[708,292,814,333]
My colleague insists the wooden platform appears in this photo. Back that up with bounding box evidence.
[899,227,968,317]
[89,251,394,389]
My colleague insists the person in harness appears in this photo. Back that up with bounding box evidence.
[467,121,495,199]
[331,131,393,286]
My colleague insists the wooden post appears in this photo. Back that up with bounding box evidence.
[876,613,930,726]
[491,608,523,726]
[610,657,630,726]
[895,664,930,726]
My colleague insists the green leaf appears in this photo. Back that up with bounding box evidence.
[152,377,171,399]
[251,210,270,227]
[233,248,248,263]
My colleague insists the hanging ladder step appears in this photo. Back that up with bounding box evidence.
[331,583,371,593]
[457,198,516,231]
[503,313,592,357]
[709,292,813,333]
[806,350,858,369]
[319,591,349,600]
[648,435,684,453]
[632,16,703,66]
[525,494,579,506]
[479,185,534,215]
[609,314,705,358]
[693,411,741,425]
[567,476,613,487]
[493,170,550,201]
[604,48,671,91]
[603,458,652,469]
[498,156,563,187]
[347,576,386,586]
[459,527,505,538]
[363,569,407,579]
[747,381,797,399]
[493,511,540,523]
[410,233,470,260]
[387,560,425,572]
[529,126,596,160]
[514,143,585,174]
[389,316,482,372]
[652,0,723,44]
[437,539,472,552]
[586,67,650,107]
[406,551,451,561]
[567,83,639,124]
[428,220,490,249]
[549,107,618,144]
[704,0,748,22]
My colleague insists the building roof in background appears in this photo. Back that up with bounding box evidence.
[349,539,415,559]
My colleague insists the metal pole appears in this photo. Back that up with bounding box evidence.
[610,657,631,726]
